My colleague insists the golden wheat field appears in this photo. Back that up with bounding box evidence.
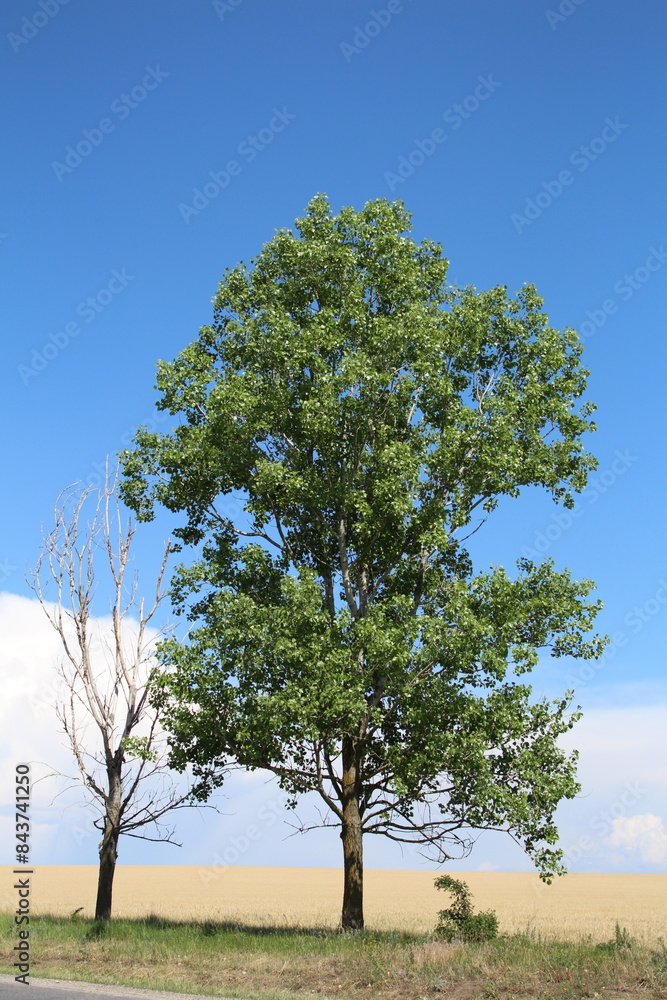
[1,866,665,945]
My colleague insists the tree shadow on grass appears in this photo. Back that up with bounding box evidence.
[141,913,424,942]
[36,911,425,943]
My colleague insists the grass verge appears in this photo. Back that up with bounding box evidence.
[1,912,667,1000]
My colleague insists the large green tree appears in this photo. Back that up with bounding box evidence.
[120,195,605,930]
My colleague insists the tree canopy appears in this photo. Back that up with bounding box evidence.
[120,194,606,929]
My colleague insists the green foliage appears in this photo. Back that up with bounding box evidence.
[434,874,499,942]
[119,193,607,878]
[614,922,635,950]
[595,922,635,952]
[121,736,159,762]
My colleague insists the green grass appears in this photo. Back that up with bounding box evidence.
[1,912,666,1000]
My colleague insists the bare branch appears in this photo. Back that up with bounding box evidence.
[28,461,219,920]
[337,514,359,618]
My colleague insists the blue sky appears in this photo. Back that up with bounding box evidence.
[2,0,666,879]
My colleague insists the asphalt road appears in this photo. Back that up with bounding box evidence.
[0,976,244,1000]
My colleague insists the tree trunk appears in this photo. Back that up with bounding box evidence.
[95,769,122,920]
[340,736,364,931]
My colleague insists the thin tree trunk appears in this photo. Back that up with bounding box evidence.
[95,770,122,920]
[340,736,364,931]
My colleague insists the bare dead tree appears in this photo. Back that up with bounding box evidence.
[29,466,211,920]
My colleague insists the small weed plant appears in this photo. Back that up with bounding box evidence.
[595,921,635,952]
[434,874,499,943]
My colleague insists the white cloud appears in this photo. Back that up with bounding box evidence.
[560,704,667,788]
[0,591,72,770]
[606,814,667,864]
[0,591,161,766]
[0,591,172,863]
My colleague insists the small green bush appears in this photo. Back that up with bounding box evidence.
[595,922,635,952]
[434,874,499,943]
